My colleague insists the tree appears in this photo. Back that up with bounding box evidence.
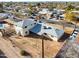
[64,10,77,29]
[37,3,41,7]
[65,4,75,11]
[64,11,75,22]
[0,3,4,13]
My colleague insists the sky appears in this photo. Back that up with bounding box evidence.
[0,0,79,2]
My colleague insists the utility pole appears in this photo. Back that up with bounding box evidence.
[42,36,44,58]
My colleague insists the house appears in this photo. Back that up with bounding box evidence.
[47,18,58,23]
[53,9,65,15]
[30,22,64,41]
[0,13,9,19]
[38,8,52,20]
[72,11,79,14]
[39,8,49,14]
[59,14,65,20]
[14,18,64,41]
[14,18,37,36]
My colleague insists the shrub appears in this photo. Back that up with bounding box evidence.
[20,49,32,57]
[20,49,26,56]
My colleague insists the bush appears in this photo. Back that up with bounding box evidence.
[20,50,26,56]
[20,49,32,57]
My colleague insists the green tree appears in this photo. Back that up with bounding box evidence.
[65,4,75,11]
[0,3,3,13]
[64,11,77,29]
[65,11,75,22]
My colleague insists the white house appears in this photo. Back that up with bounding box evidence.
[0,13,9,19]
[14,18,37,36]
[30,22,64,41]
[72,11,79,14]
[39,8,49,14]
[38,8,52,20]
[14,18,64,41]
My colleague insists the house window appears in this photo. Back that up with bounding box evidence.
[43,33,47,35]
[34,23,36,25]
[51,35,54,37]
[48,27,52,29]
[25,26,27,28]
[34,20,37,22]
[39,21,42,23]
[31,24,32,26]
[43,26,47,29]
[25,31,27,34]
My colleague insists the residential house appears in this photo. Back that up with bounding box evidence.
[14,19,37,36]
[14,18,64,41]
[0,13,9,20]
[30,22,64,41]
[39,8,52,20]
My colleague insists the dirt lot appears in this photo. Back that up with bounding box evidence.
[2,22,74,58]
[8,24,74,58]
[9,35,65,58]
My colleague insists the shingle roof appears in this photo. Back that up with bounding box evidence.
[14,19,35,28]
[30,23,64,39]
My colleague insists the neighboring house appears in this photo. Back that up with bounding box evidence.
[14,19,37,36]
[72,11,79,14]
[59,14,65,20]
[75,16,79,20]
[47,18,58,23]
[53,9,65,15]
[0,13,9,19]
[30,22,64,41]
[39,8,52,20]
[39,8,49,14]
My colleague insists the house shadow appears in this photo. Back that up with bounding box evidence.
[26,32,42,39]
[26,32,51,41]
[0,50,7,58]
[58,32,70,42]
[27,32,70,42]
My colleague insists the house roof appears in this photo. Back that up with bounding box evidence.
[39,8,52,14]
[0,13,8,18]
[14,18,35,28]
[30,23,64,39]
[47,18,58,22]
[72,11,79,13]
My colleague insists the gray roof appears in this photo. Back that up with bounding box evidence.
[0,13,8,18]
[14,19,35,28]
[30,23,64,39]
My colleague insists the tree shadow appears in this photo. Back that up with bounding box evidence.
[24,52,32,58]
